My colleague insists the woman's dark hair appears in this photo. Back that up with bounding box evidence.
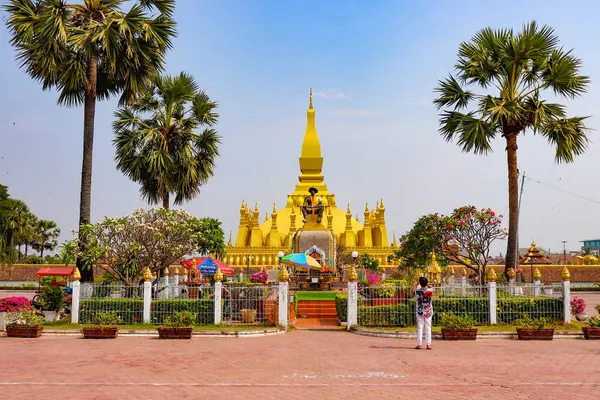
[419,276,428,287]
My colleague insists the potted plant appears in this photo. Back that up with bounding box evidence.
[40,285,66,322]
[5,310,45,338]
[582,316,600,340]
[570,297,588,321]
[82,311,122,339]
[157,311,195,339]
[515,316,554,340]
[0,297,33,331]
[440,312,478,340]
[239,308,257,323]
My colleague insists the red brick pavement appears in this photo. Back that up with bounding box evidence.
[0,331,598,399]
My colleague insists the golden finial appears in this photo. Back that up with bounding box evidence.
[380,198,385,209]
[214,268,223,282]
[143,267,152,281]
[272,202,277,213]
[533,268,542,280]
[392,231,398,247]
[72,267,81,281]
[365,202,369,212]
[355,214,359,222]
[240,200,245,209]
[279,265,289,282]
[309,87,313,109]
[347,202,351,213]
[163,267,169,276]
[254,202,259,212]
[487,268,497,281]
[265,214,269,222]
[460,267,467,277]
[561,266,570,281]
[507,267,515,279]
[375,200,379,210]
[348,265,358,282]
[172,266,179,275]
[227,231,233,246]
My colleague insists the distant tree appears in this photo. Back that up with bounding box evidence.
[32,220,61,258]
[4,0,177,281]
[113,72,221,209]
[434,21,590,273]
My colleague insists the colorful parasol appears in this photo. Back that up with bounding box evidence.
[280,253,321,270]
[181,257,235,276]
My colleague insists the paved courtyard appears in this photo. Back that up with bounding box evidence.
[0,330,598,400]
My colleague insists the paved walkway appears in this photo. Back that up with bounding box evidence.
[1,330,598,399]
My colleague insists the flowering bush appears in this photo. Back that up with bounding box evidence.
[0,296,33,313]
[367,273,382,286]
[397,205,506,282]
[67,208,225,283]
[5,310,44,326]
[250,271,268,284]
[570,297,586,315]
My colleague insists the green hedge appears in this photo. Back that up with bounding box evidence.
[336,294,347,322]
[151,300,214,325]
[80,299,143,324]
[357,297,563,327]
[79,299,215,325]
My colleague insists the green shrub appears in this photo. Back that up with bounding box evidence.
[40,285,65,311]
[439,312,476,329]
[162,311,196,327]
[80,299,144,324]
[151,300,214,325]
[91,311,123,327]
[588,316,600,328]
[496,298,563,324]
[358,304,415,326]
[336,294,347,322]
[5,310,44,326]
[515,315,551,329]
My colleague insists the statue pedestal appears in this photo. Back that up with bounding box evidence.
[292,221,336,278]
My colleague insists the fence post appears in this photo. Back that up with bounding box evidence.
[70,268,81,324]
[562,267,571,323]
[487,268,497,325]
[171,267,180,299]
[533,267,541,297]
[159,268,170,299]
[278,266,289,329]
[460,271,467,297]
[214,280,222,325]
[143,268,152,324]
[347,266,358,330]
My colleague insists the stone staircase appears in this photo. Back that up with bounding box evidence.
[294,300,340,329]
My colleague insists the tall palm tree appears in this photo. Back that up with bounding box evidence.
[32,220,60,258]
[4,0,176,281]
[113,72,221,208]
[5,200,29,263]
[433,21,590,273]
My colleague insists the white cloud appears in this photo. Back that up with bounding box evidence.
[313,89,349,100]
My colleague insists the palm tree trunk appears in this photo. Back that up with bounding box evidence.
[77,55,98,283]
[25,243,28,256]
[40,247,44,258]
[18,244,22,262]
[504,133,519,273]
[162,193,170,209]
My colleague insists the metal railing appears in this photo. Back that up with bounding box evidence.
[496,283,564,323]
[150,286,215,326]
[222,285,279,326]
[79,283,144,324]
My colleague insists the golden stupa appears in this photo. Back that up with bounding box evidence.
[224,89,397,269]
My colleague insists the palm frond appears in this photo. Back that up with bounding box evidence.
[540,117,591,163]
[438,111,496,155]
[542,49,589,98]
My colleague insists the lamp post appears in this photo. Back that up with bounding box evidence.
[351,251,359,279]
[562,241,567,265]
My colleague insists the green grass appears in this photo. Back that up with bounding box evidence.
[43,320,278,331]
[294,291,337,301]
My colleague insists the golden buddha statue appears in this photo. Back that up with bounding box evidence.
[302,187,324,223]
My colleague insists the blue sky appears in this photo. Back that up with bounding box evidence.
[1,0,599,256]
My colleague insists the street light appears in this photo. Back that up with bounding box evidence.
[562,241,567,265]
[351,251,359,264]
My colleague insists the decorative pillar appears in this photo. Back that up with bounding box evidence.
[213,269,223,325]
[507,268,516,296]
[70,268,81,324]
[533,268,542,297]
[347,266,358,330]
[278,266,289,328]
[487,268,497,325]
[460,267,467,297]
[171,266,180,299]
[143,268,152,323]
[562,267,571,323]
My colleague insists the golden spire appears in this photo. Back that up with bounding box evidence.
[240,200,245,209]
[227,231,232,246]
[254,202,259,212]
[355,214,359,222]
[380,198,385,209]
[299,87,323,181]
[392,231,398,247]
[272,202,277,213]
[365,202,369,212]
[347,202,351,214]
[309,86,313,110]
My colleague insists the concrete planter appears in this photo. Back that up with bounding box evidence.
[44,311,60,322]
[82,327,119,339]
[582,327,600,340]
[442,328,478,340]
[240,309,257,323]
[516,328,554,340]
[157,327,193,339]
[6,325,43,338]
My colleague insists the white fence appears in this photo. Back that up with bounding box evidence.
[72,280,289,328]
